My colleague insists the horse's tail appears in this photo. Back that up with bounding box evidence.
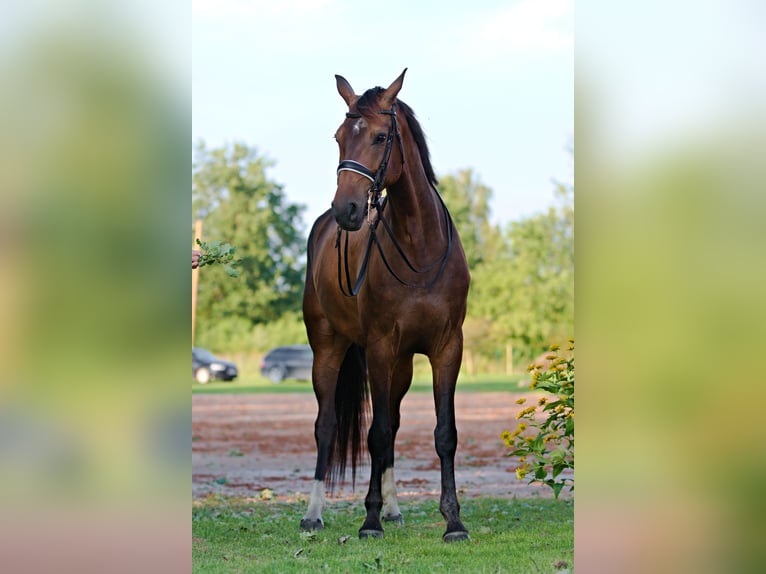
[327,344,369,490]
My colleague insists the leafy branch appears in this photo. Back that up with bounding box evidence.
[195,238,241,278]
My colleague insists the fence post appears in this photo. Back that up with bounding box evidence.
[192,219,203,347]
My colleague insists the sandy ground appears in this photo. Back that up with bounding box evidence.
[192,391,571,503]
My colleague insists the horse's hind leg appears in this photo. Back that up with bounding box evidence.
[431,337,470,542]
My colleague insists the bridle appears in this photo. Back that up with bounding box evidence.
[335,105,454,297]
[336,105,404,213]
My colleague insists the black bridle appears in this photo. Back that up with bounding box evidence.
[335,105,454,297]
[336,105,403,207]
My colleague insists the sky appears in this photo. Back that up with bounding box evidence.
[192,0,573,227]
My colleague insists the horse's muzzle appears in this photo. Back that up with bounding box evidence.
[331,199,366,231]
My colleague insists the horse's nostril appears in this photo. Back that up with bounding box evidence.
[348,201,357,215]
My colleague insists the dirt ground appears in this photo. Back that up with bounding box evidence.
[192,391,571,503]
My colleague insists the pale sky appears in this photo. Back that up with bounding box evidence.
[192,0,573,227]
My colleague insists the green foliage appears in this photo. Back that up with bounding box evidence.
[195,238,241,277]
[437,169,504,269]
[502,341,574,498]
[192,497,573,573]
[248,310,308,352]
[193,141,307,352]
[468,181,574,367]
[196,311,307,357]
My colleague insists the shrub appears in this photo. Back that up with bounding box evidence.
[501,340,574,498]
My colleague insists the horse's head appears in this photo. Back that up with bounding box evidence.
[331,69,407,231]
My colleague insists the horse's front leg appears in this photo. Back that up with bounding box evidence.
[431,336,470,542]
[381,354,414,525]
[358,350,395,539]
[300,343,348,531]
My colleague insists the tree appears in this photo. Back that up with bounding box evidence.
[437,169,503,269]
[469,181,574,366]
[193,141,307,351]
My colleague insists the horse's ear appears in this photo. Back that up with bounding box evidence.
[381,68,407,108]
[335,75,358,107]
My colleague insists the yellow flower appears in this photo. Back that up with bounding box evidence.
[538,397,548,406]
[500,431,511,440]
[517,422,527,432]
[549,343,560,351]
[567,338,574,344]
[526,364,535,372]
[545,354,557,361]
[525,436,534,443]
[515,467,528,480]
[515,397,526,405]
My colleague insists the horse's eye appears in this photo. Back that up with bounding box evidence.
[374,133,387,144]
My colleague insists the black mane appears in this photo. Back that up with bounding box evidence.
[356,87,438,187]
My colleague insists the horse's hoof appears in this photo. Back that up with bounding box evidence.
[443,530,471,543]
[382,513,404,525]
[359,529,384,539]
[300,518,324,531]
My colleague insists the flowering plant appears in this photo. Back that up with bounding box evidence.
[501,340,574,498]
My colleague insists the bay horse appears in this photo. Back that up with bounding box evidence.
[300,69,470,542]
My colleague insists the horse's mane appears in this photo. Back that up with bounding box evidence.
[356,87,438,187]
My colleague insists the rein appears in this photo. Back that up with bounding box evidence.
[335,105,453,296]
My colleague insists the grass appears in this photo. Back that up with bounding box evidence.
[192,373,530,395]
[193,496,573,573]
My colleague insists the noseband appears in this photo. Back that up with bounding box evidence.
[336,105,404,208]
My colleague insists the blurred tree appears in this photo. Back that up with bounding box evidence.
[437,169,503,268]
[469,181,574,366]
[193,141,306,351]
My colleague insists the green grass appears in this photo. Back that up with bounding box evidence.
[192,373,530,395]
[193,496,573,573]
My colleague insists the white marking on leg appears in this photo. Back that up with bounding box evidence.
[381,467,401,519]
[303,479,326,522]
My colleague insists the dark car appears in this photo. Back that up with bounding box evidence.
[192,347,238,384]
[260,345,313,383]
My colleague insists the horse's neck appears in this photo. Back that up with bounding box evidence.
[385,171,447,263]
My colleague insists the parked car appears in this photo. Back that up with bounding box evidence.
[260,345,313,383]
[192,347,238,384]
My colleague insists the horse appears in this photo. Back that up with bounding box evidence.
[300,69,471,542]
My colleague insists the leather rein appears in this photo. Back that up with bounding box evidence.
[335,105,454,297]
